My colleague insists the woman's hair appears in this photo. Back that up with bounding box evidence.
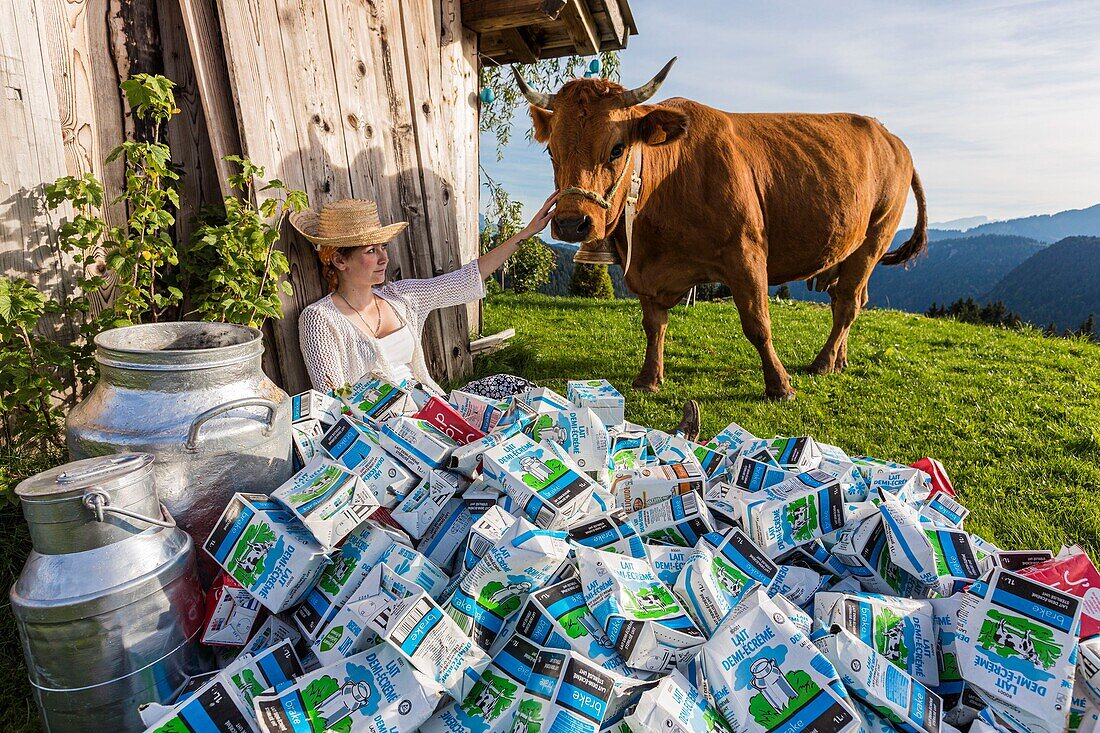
[317,245,365,292]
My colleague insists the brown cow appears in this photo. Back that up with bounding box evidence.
[515,59,927,400]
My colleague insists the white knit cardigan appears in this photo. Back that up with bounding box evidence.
[298,260,485,394]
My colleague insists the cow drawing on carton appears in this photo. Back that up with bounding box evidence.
[881,622,905,663]
[462,669,519,722]
[233,532,276,583]
[990,618,1043,667]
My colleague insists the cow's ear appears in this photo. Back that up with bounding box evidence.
[530,105,553,143]
[633,107,689,146]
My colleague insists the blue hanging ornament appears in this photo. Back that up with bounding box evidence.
[588,58,601,74]
[479,87,495,104]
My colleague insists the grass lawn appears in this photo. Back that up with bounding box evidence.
[1,293,1098,729]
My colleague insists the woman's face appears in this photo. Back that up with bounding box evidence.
[333,243,390,288]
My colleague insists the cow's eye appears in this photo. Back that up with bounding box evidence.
[609,143,625,161]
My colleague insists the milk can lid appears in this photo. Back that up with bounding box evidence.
[16,453,155,500]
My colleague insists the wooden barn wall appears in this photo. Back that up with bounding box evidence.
[212,0,481,393]
[1,0,481,396]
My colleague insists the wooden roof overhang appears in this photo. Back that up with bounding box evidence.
[463,0,638,64]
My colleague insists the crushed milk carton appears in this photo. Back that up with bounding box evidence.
[816,625,943,733]
[815,591,939,687]
[720,454,792,494]
[512,575,632,677]
[878,490,941,586]
[292,421,321,472]
[925,526,983,595]
[448,389,508,433]
[930,595,966,710]
[735,470,876,557]
[689,587,859,733]
[481,433,598,530]
[144,640,301,732]
[357,582,492,699]
[201,571,263,646]
[649,545,692,587]
[768,436,821,473]
[390,469,464,539]
[292,389,342,426]
[831,514,929,598]
[379,416,460,478]
[415,497,472,575]
[374,540,449,599]
[509,649,654,733]
[517,386,573,414]
[855,457,930,501]
[624,668,733,733]
[576,545,705,673]
[413,396,486,445]
[568,509,646,558]
[770,564,828,608]
[240,614,302,659]
[205,493,330,613]
[955,568,1082,733]
[254,642,444,733]
[611,463,705,514]
[320,416,418,505]
[445,517,570,650]
[707,421,758,459]
[340,374,417,423]
[608,424,652,470]
[630,491,715,547]
[567,378,625,427]
[463,504,516,573]
[529,407,612,482]
[270,455,379,550]
[674,529,778,636]
[421,633,543,733]
[649,430,731,486]
[448,432,510,480]
[291,520,408,640]
[920,493,970,529]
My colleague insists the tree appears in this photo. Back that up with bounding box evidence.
[775,284,791,300]
[508,237,556,294]
[570,262,615,299]
[1078,313,1096,338]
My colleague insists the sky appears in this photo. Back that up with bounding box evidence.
[479,0,1100,231]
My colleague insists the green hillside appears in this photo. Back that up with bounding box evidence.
[468,294,1100,555]
[984,236,1100,331]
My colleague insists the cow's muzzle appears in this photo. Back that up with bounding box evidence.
[553,215,592,243]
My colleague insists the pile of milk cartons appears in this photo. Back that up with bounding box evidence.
[140,374,1100,733]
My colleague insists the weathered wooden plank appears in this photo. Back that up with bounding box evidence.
[460,0,565,33]
[593,0,626,46]
[471,327,514,355]
[561,0,598,56]
[499,27,539,63]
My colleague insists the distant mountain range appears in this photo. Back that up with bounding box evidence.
[985,237,1100,330]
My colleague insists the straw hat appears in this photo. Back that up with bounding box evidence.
[289,199,408,248]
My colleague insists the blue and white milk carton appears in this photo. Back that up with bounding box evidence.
[566,379,626,427]
[270,455,380,550]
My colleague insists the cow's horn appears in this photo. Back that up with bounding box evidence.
[618,57,678,107]
[512,67,555,110]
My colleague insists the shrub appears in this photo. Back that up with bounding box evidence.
[570,263,615,299]
[508,237,556,294]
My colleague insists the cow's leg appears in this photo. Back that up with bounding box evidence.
[633,294,678,392]
[725,263,795,400]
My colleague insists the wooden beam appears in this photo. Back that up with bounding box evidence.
[499,26,539,63]
[600,0,627,46]
[471,328,515,355]
[461,0,566,34]
[561,0,598,55]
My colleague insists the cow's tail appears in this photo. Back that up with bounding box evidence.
[879,169,928,267]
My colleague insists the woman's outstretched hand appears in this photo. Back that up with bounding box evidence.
[516,191,559,239]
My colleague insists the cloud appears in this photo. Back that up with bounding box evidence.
[481,0,1100,229]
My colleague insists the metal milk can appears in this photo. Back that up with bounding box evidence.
[66,322,293,568]
[10,453,211,732]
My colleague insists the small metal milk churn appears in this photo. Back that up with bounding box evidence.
[10,453,211,731]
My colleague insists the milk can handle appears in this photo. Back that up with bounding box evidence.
[185,397,278,452]
[82,490,176,528]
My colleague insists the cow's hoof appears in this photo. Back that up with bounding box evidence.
[765,386,797,401]
[806,360,834,375]
[632,377,661,393]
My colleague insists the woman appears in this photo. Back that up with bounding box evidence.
[293,193,558,396]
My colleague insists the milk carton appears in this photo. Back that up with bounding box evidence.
[689,587,859,733]
[925,526,982,595]
[721,454,792,494]
[529,407,612,482]
[674,528,778,635]
[240,615,302,659]
[445,517,570,650]
[768,436,821,472]
[448,389,508,433]
[374,541,449,599]
[463,504,516,573]
[631,491,715,547]
[415,497,473,575]
[816,626,943,733]
[955,568,1082,733]
[878,491,941,586]
[648,430,731,485]
[770,564,828,608]
[270,455,379,550]
[421,633,543,733]
[292,421,321,472]
[291,520,408,639]
[608,424,652,470]
[854,457,930,501]
[568,509,646,559]
[610,463,705,514]
[648,544,692,587]
[706,421,757,459]
[566,378,626,427]
[448,431,510,479]
[509,649,654,733]
[340,374,417,423]
[292,389,342,426]
[517,386,573,414]
[624,668,734,733]
[205,493,330,613]
[920,493,970,529]
[576,545,705,674]
[390,469,464,539]
[481,433,598,530]
[512,575,633,677]
[815,591,939,687]
[201,572,263,646]
[930,595,966,710]
[379,416,460,478]
[357,583,492,699]
[413,396,486,445]
[320,416,418,505]
[254,643,444,733]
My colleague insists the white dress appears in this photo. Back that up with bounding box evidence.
[298,260,485,394]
